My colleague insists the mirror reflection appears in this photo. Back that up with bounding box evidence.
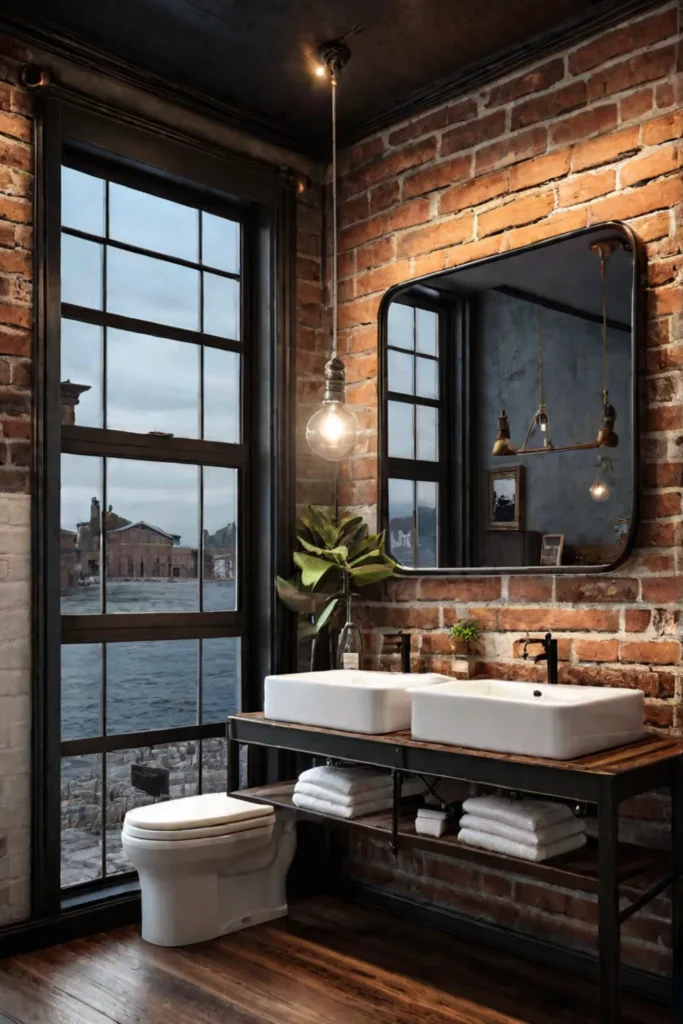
[381,224,636,573]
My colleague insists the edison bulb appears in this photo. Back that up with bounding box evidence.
[306,401,358,461]
[315,65,326,77]
[590,479,610,502]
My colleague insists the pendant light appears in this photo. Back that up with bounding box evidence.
[305,42,358,461]
[590,456,612,502]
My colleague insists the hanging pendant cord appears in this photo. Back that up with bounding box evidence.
[601,253,608,402]
[331,68,338,362]
[538,305,544,410]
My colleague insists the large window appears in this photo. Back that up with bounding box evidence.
[59,154,248,889]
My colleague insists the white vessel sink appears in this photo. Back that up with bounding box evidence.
[411,679,645,760]
[264,670,448,735]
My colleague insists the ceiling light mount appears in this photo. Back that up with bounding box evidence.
[318,41,351,75]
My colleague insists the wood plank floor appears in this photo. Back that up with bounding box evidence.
[0,897,671,1024]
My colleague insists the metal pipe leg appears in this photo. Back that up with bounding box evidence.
[227,731,240,794]
[598,780,621,1023]
[391,769,401,856]
[672,759,683,1022]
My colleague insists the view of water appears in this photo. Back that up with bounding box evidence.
[61,580,239,740]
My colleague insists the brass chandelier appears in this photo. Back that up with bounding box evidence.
[493,238,621,457]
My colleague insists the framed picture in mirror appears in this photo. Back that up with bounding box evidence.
[540,533,565,566]
[488,467,524,531]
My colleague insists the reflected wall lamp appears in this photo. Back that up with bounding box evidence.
[493,238,622,457]
[589,456,613,502]
[305,41,359,461]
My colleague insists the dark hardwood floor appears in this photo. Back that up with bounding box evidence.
[0,897,671,1023]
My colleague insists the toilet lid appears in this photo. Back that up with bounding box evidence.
[124,793,274,832]
[122,816,274,842]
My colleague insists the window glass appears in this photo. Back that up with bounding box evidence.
[416,405,438,462]
[416,308,438,356]
[388,350,413,395]
[61,643,101,741]
[60,453,102,613]
[202,212,240,274]
[202,637,240,723]
[203,467,238,611]
[388,478,414,567]
[416,357,438,400]
[107,248,200,331]
[62,167,105,237]
[203,273,240,340]
[62,234,103,310]
[388,401,414,459]
[202,737,228,793]
[61,754,102,888]
[203,347,240,443]
[417,481,438,568]
[106,328,200,438]
[106,640,198,734]
[61,319,103,429]
[109,182,199,262]
[387,303,414,350]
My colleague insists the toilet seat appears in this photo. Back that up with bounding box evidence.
[123,815,273,842]
[124,793,273,834]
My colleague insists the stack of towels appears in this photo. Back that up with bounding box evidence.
[458,794,587,863]
[292,766,422,819]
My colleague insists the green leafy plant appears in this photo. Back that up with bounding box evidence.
[450,620,482,650]
[276,505,397,637]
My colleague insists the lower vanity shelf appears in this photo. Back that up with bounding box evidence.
[230,780,671,897]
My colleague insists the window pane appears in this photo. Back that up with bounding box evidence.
[416,356,438,400]
[202,212,240,274]
[61,319,102,428]
[416,308,438,356]
[107,328,200,438]
[417,405,438,461]
[388,350,413,395]
[203,347,240,443]
[61,753,102,888]
[417,481,438,568]
[388,401,414,459]
[107,248,200,331]
[61,454,102,613]
[109,182,199,263]
[388,478,414,567]
[106,742,199,877]
[204,467,237,611]
[62,167,105,237]
[106,640,198,734]
[106,459,199,612]
[61,234,103,310]
[387,303,414,350]
[201,737,228,794]
[61,643,101,742]
[203,273,240,340]
[202,637,240,723]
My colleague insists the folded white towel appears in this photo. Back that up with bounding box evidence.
[294,781,391,809]
[417,807,449,822]
[292,791,393,819]
[462,795,575,832]
[458,827,587,863]
[416,815,447,838]
[460,813,585,848]
[297,766,392,796]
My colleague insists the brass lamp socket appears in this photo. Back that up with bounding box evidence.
[492,407,517,457]
[322,356,348,404]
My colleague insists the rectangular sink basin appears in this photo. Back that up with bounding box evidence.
[264,670,448,734]
[411,679,645,759]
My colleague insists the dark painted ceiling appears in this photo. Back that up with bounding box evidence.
[3,0,659,154]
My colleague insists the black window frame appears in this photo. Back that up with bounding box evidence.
[33,95,298,917]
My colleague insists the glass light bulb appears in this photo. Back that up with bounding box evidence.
[315,65,326,77]
[306,401,358,461]
[540,421,547,432]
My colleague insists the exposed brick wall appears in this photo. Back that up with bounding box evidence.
[329,1,683,975]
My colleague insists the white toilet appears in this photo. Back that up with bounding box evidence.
[121,793,296,946]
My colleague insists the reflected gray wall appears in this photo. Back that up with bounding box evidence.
[472,290,632,557]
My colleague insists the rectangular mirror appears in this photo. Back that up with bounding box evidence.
[379,222,640,574]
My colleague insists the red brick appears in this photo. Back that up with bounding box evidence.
[347,138,438,194]
[337,295,380,330]
[507,208,588,249]
[356,236,394,270]
[619,88,653,124]
[508,151,570,193]
[559,664,674,698]
[512,81,586,131]
[499,608,619,632]
[0,137,30,173]
[642,405,683,433]
[558,168,615,207]
[478,191,555,238]
[568,8,678,75]
[642,111,683,146]
[384,578,419,602]
[443,235,504,268]
[571,126,640,172]
[388,99,477,147]
[647,258,682,289]
[344,135,385,172]
[485,59,565,109]
[339,192,370,228]
[396,213,474,258]
[439,170,508,216]
[513,637,571,661]
[389,198,430,232]
[0,302,30,330]
[555,577,639,603]
[442,111,506,158]
[645,703,675,729]
[620,145,679,189]
[0,326,29,357]
[639,520,679,548]
[574,639,619,663]
[403,156,471,200]
[550,104,618,147]
[0,416,28,440]
[369,180,400,214]
[589,175,683,224]
[587,46,676,104]
[625,609,651,633]
[655,81,675,109]
[641,578,683,604]
[421,633,457,655]
[649,288,683,318]
[364,605,441,630]
[620,640,681,665]
[0,466,28,492]
[508,577,553,602]
[418,577,501,602]
[475,127,547,175]
[339,213,389,253]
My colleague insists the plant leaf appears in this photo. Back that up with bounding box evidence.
[275,575,323,615]
[349,548,381,567]
[293,552,338,589]
[307,505,337,547]
[297,536,349,564]
[349,562,396,585]
[316,596,341,632]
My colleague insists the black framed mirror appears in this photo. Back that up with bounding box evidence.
[378,221,642,575]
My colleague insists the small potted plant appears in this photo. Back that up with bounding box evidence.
[450,619,482,657]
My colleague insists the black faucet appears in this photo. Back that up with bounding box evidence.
[521,632,558,685]
[382,631,412,674]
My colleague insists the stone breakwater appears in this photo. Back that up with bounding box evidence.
[60,738,228,887]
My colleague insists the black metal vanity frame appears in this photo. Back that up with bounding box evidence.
[228,712,683,1024]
